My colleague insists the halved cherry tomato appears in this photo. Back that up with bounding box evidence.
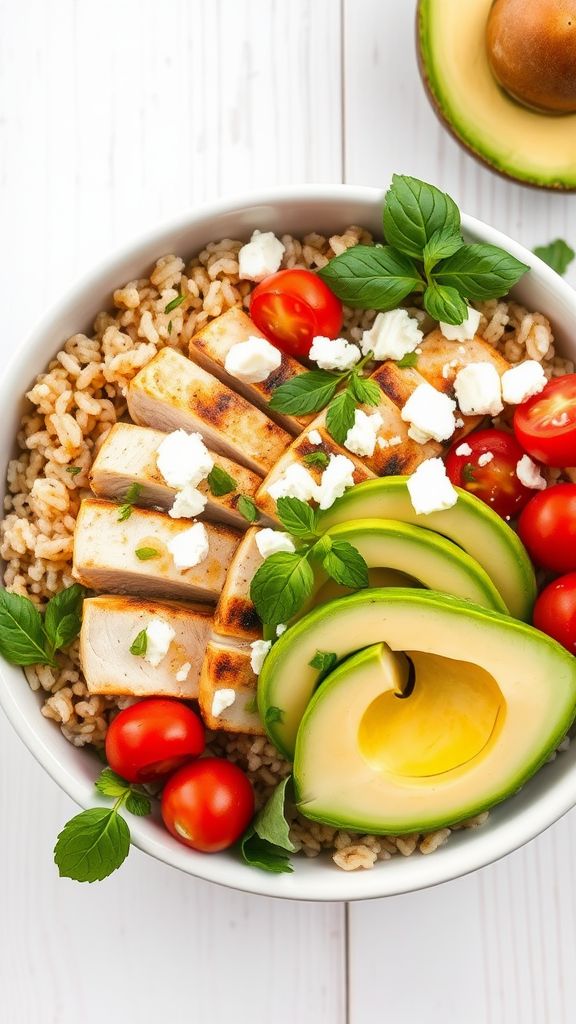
[533,573,576,654]
[518,484,576,573]
[514,375,576,467]
[105,698,205,784]
[161,758,254,853]
[445,428,533,520]
[250,268,342,357]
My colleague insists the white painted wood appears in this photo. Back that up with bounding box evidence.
[0,1,346,1020]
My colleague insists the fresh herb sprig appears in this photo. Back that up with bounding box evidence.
[318,175,529,326]
[117,482,143,522]
[533,238,575,276]
[54,768,152,883]
[240,777,295,873]
[249,497,368,628]
[0,584,86,668]
[207,465,237,497]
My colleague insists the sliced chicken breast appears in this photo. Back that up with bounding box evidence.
[189,307,312,434]
[213,526,263,640]
[73,499,240,603]
[80,595,212,698]
[415,329,510,395]
[199,638,264,735]
[89,422,264,531]
[127,347,291,476]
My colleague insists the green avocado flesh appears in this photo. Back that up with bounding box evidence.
[317,477,536,622]
[418,0,576,189]
[261,590,576,831]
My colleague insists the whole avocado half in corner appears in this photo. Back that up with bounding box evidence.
[417,0,576,191]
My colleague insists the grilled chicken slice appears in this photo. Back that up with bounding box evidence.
[213,526,263,640]
[127,347,291,476]
[415,329,510,395]
[199,638,264,735]
[73,499,240,603]
[80,595,212,698]
[189,307,312,434]
[89,422,263,531]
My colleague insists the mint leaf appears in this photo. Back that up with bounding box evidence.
[303,451,329,469]
[239,831,293,873]
[94,768,129,799]
[275,496,318,539]
[424,281,468,325]
[0,589,52,667]
[130,629,148,656]
[383,175,461,260]
[326,390,357,445]
[318,246,424,310]
[250,551,314,627]
[434,244,529,300]
[269,371,340,416]
[54,807,131,883]
[207,465,237,497]
[309,650,338,674]
[349,373,381,406]
[423,227,464,275]
[237,495,259,523]
[125,790,152,817]
[323,540,369,589]
[135,547,159,561]
[239,777,295,874]
[396,351,419,368]
[265,705,284,725]
[164,293,186,313]
[44,584,86,655]
[533,239,575,276]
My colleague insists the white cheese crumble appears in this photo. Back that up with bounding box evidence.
[267,463,319,503]
[407,458,458,515]
[142,618,176,668]
[169,484,208,519]
[344,409,384,457]
[317,454,356,510]
[175,661,191,683]
[307,429,322,445]
[238,230,285,283]
[309,335,361,371]
[276,623,287,637]
[516,455,547,490]
[439,305,481,342]
[377,435,402,450]
[401,382,457,444]
[478,452,494,467]
[442,358,459,379]
[454,363,503,417]
[250,639,272,675]
[455,417,465,428]
[156,430,214,490]
[360,309,423,361]
[167,521,209,570]
[224,336,282,384]
[211,688,236,717]
[455,442,472,456]
[501,360,547,405]
[255,528,296,558]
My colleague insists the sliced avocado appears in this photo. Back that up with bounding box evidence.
[418,0,576,190]
[317,478,536,622]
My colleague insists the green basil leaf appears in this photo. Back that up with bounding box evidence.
[252,777,295,852]
[325,390,357,445]
[239,830,293,873]
[44,583,86,654]
[0,589,50,666]
[423,281,468,325]
[94,768,129,799]
[309,650,338,674]
[323,540,369,589]
[250,551,314,627]
[54,807,131,883]
[207,464,237,497]
[237,495,259,523]
[275,496,318,539]
[434,244,529,300]
[349,374,381,406]
[265,705,284,725]
[383,175,461,259]
[396,351,419,368]
[135,547,159,561]
[318,245,424,310]
[125,790,152,817]
[268,371,340,416]
[423,227,464,276]
[533,239,575,276]
[130,629,148,656]
[302,451,329,469]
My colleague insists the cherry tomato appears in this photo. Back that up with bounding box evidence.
[250,268,342,357]
[518,484,576,573]
[533,573,576,654]
[445,428,533,520]
[105,698,205,784]
[161,758,254,853]
[514,375,576,467]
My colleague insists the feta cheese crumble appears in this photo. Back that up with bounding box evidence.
[307,429,322,446]
[317,454,356,510]
[377,435,402,450]
[360,309,423,361]
[516,455,547,490]
[407,458,458,515]
[267,463,319,503]
[455,417,465,428]
[157,430,214,490]
[169,484,208,519]
[401,382,457,444]
[455,442,472,456]
[238,230,285,283]
[167,522,209,570]
[175,661,191,683]
[255,528,296,558]
[224,336,282,384]
[142,618,176,668]
[501,360,547,405]
[454,363,503,417]
[250,639,272,675]
[309,335,361,371]
[439,305,481,342]
[344,409,384,457]
[276,623,287,637]
[211,688,236,717]
[478,452,494,467]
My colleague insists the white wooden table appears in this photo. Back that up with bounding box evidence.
[1,2,576,1021]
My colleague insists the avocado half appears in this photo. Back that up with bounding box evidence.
[417,0,576,190]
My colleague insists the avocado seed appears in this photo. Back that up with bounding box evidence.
[486,0,576,113]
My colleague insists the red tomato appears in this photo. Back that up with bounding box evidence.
[533,573,576,654]
[105,698,205,784]
[514,375,576,467]
[518,484,576,573]
[445,428,533,520]
[161,758,254,853]
[250,268,342,357]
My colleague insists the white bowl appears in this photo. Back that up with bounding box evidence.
[2,185,576,901]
